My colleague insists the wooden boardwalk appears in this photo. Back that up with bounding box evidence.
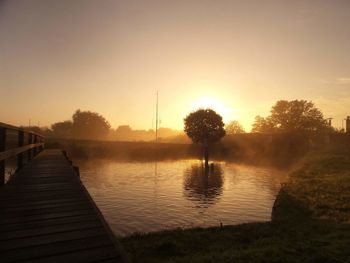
[0,149,128,263]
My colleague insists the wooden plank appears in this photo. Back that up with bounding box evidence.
[0,214,99,233]
[0,197,87,208]
[0,208,96,225]
[0,184,83,193]
[0,219,102,241]
[0,199,87,212]
[0,193,86,206]
[10,178,78,185]
[0,190,86,201]
[0,204,93,219]
[0,194,87,207]
[0,149,128,262]
[0,227,106,250]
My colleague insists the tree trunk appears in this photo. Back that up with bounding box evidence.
[204,145,209,170]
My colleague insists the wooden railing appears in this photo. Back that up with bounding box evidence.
[0,122,44,185]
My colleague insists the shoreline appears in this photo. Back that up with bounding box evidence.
[119,147,350,262]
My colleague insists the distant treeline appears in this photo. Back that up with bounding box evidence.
[22,100,343,144]
[21,109,182,142]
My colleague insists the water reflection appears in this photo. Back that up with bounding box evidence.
[183,163,224,204]
[76,158,287,236]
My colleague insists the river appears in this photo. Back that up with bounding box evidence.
[77,159,287,236]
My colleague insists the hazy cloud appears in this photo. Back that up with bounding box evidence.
[315,77,350,85]
[336,78,350,85]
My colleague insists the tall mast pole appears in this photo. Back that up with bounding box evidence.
[155,90,158,142]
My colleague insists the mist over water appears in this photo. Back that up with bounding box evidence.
[78,159,287,236]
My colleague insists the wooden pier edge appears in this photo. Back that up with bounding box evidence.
[76,160,132,263]
[0,149,130,262]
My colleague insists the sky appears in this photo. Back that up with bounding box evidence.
[1,0,350,131]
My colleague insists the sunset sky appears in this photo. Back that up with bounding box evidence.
[1,0,350,131]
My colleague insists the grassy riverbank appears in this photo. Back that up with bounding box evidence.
[121,146,350,263]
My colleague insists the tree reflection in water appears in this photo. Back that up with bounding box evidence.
[183,163,224,205]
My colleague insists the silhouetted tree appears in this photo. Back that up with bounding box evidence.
[251,116,274,133]
[116,125,132,133]
[184,109,225,167]
[114,125,133,141]
[252,100,331,133]
[72,110,110,140]
[51,121,73,138]
[225,120,245,134]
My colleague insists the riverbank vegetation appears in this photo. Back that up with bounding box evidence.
[121,220,350,263]
[120,145,350,263]
[46,132,343,167]
[275,145,350,222]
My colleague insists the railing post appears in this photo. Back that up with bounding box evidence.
[17,130,24,171]
[39,136,44,152]
[33,135,37,156]
[0,127,6,185]
[28,133,32,161]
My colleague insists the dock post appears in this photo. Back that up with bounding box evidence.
[33,135,37,156]
[17,130,24,171]
[28,133,32,161]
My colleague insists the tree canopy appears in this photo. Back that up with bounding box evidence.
[184,109,225,144]
[225,120,245,134]
[252,100,330,133]
[51,121,73,138]
[71,110,111,139]
[251,116,274,133]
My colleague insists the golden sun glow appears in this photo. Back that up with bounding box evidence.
[188,97,239,124]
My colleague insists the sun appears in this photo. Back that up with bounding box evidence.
[190,97,222,111]
[189,97,237,123]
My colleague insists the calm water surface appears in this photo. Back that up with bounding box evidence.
[77,159,287,236]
